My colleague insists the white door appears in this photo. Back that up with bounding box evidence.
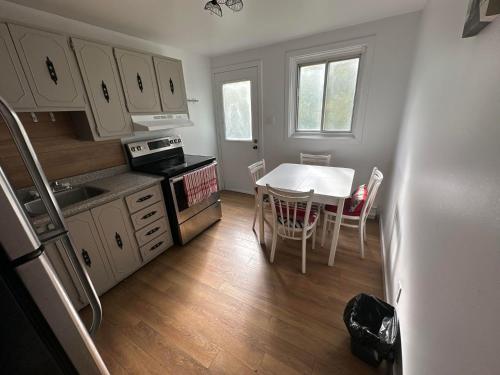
[214,66,260,193]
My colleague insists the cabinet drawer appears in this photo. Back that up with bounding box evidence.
[130,201,165,230]
[139,231,172,262]
[126,184,162,213]
[135,217,169,247]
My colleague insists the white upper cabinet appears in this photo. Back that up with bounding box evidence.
[0,23,35,110]
[72,38,132,138]
[114,48,161,113]
[153,56,188,113]
[8,24,86,109]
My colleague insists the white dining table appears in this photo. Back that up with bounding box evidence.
[256,163,355,266]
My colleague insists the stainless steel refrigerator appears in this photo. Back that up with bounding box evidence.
[0,97,109,374]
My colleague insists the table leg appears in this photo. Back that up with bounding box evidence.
[258,187,265,244]
[328,198,345,266]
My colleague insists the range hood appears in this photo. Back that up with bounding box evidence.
[131,113,194,132]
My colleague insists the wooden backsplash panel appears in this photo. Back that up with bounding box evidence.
[0,112,126,188]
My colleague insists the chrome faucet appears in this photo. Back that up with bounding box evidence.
[50,180,72,193]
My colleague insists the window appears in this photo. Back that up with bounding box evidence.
[286,37,373,141]
[297,57,360,133]
[222,80,253,141]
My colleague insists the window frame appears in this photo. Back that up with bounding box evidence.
[286,36,374,142]
[296,56,361,134]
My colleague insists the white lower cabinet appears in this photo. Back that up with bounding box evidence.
[65,211,116,295]
[91,199,141,282]
[42,183,171,310]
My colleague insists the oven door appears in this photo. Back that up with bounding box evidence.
[169,162,222,244]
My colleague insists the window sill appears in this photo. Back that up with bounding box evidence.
[289,131,360,142]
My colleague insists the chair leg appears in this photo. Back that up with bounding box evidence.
[312,227,316,250]
[363,219,368,243]
[270,224,278,263]
[359,226,365,259]
[321,214,328,247]
[301,232,307,274]
[252,199,258,230]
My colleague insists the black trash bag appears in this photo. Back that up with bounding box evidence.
[343,293,398,367]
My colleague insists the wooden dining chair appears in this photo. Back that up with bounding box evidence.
[321,167,384,258]
[300,153,332,166]
[266,185,319,274]
[248,159,270,230]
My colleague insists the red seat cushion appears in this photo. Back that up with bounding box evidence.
[325,185,367,217]
[276,206,318,228]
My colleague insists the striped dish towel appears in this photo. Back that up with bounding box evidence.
[183,164,218,207]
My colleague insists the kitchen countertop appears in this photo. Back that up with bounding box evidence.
[28,168,164,227]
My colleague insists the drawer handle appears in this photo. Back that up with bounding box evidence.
[150,241,164,251]
[45,57,58,85]
[146,227,160,236]
[101,80,110,102]
[137,73,143,92]
[169,78,175,94]
[142,210,157,220]
[115,232,123,249]
[81,249,91,267]
[137,194,153,203]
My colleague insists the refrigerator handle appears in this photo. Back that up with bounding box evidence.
[0,97,102,337]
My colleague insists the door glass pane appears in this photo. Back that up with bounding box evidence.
[222,80,252,141]
[323,58,359,132]
[297,63,325,131]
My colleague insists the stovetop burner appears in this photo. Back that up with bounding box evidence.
[136,154,216,177]
[126,135,216,178]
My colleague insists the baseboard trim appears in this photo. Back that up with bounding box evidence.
[379,215,391,303]
[379,215,402,375]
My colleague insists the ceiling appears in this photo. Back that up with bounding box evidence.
[6,0,426,56]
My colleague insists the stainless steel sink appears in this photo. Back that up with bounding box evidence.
[24,186,108,216]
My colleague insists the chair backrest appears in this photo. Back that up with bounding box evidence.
[300,153,331,166]
[266,184,315,238]
[248,159,266,186]
[361,167,384,220]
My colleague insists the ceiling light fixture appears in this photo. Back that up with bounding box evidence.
[204,0,244,17]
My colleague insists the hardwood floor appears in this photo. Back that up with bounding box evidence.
[82,191,388,374]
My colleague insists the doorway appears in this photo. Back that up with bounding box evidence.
[213,63,261,193]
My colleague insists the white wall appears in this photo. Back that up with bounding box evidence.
[211,12,421,199]
[382,0,500,374]
[0,0,218,157]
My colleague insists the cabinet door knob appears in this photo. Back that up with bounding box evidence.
[101,80,110,102]
[142,210,157,220]
[150,241,164,251]
[169,78,175,94]
[45,57,58,85]
[115,232,123,249]
[137,73,143,92]
[81,249,92,267]
[137,194,153,203]
[146,227,160,236]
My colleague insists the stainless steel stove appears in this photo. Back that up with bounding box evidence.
[126,135,221,245]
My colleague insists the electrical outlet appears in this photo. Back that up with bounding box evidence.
[396,281,403,305]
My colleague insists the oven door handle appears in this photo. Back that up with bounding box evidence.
[169,161,218,218]
[169,161,218,184]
